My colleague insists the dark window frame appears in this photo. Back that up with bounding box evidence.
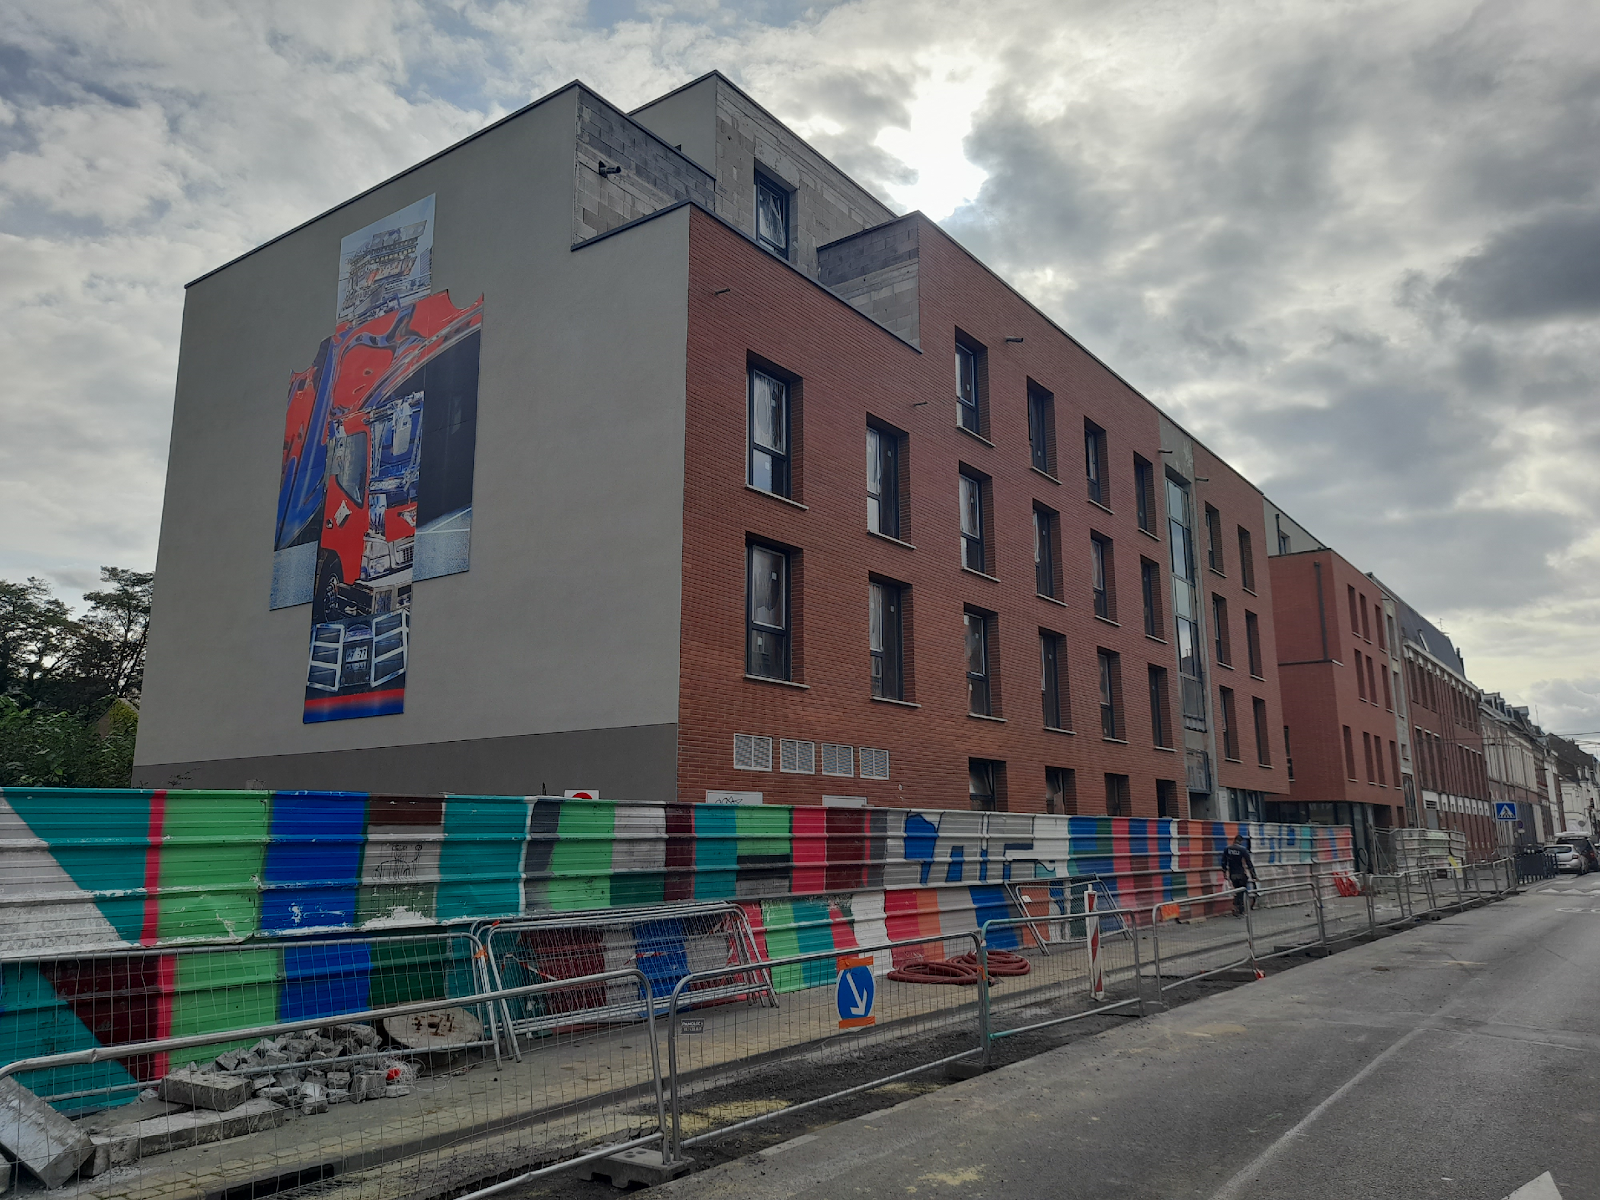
[1253,697,1271,766]
[1205,504,1225,573]
[867,420,904,539]
[1041,629,1068,730]
[955,334,986,436]
[869,579,905,701]
[965,607,997,717]
[1220,686,1239,761]
[754,171,791,259]
[968,757,1005,812]
[1027,383,1055,475]
[1091,533,1115,620]
[1104,773,1131,817]
[1237,526,1256,592]
[1045,766,1077,815]
[1134,455,1156,532]
[1034,504,1060,598]
[1097,647,1123,739]
[1212,594,1231,666]
[1085,420,1108,506]
[1149,663,1172,748]
[1140,557,1163,637]
[746,541,792,681]
[1245,610,1263,678]
[747,365,792,498]
[959,468,989,574]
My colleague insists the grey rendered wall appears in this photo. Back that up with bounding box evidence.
[633,73,897,280]
[135,88,691,797]
[1262,496,1328,556]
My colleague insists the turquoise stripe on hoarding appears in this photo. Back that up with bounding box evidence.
[436,796,529,921]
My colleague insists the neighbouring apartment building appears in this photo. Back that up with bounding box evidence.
[133,70,1471,831]
[1482,693,1556,847]
[1545,734,1600,838]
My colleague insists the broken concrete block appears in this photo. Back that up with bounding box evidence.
[297,1083,327,1116]
[260,1088,289,1104]
[327,1023,381,1048]
[158,1070,253,1112]
[326,1071,351,1090]
[356,1073,386,1101]
[261,1050,289,1067]
[251,1075,277,1093]
[278,1068,303,1087]
[100,1097,286,1159]
[0,1077,98,1189]
[327,1088,351,1105]
[213,1050,245,1072]
[384,1085,413,1099]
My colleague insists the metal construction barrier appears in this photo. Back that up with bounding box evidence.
[662,930,985,1162]
[1,968,669,1200]
[1518,849,1558,882]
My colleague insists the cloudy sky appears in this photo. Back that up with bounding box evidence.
[2,0,1597,731]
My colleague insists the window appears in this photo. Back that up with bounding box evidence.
[1366,655,1378,703]
[969,758,1003,811]
[1237,527,1256,592]
[1220,687,1239,760]
[965,609,994,716]
[1041,631,1067,730]
[1393,669,1402,714]
[1045,766,1077,815]
[1376,607,1387,651]
[748,368,790,496]
[1149,664,1172,748]
[869,581,904,701]
[1360,593,1371,641]
[1355,651,1367,701]
[1085,421,1108,505]
[1205,504,1224,573]
[1027,384,1054,474]
[821,743,854,777]
[1363,731,1376,783]
[1135,455,1156,533]
[1375,734,1387,785]
[1097,648,1122,739]
[1091,534,1115,620]
[1253,697,1271,766]
[1347,585,1360,636]
[1390,740,1402,789]
[1034,506,1059,598]
[1386,613,1397,650]
[1343,725,1357,780]
[1104,773,1131,817]
[1212,594,1231,665]
[1141,558,1163,638]
[779,738,815,774]
[866,423,902,538]
[755,173,789,257]
[1276,514,1291,555]
[1245,610,1263,677]
[746,544,790,680]
[1156,779,1178,818]
[955,338,984,434]
[959,470,987,573]
[734,733,773,771]
[1285,725,1295,781]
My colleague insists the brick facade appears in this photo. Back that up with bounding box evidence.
[678,207,1292,815]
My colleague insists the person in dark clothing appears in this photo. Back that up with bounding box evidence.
[1222,833,1259,915]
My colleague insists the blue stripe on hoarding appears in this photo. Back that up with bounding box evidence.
[261,792,367,934]
[280,942,372,1021]
[970,885,1018,950]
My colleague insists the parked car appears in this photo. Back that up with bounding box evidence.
[1552,843,1587,874]
[1555,833,1600,871]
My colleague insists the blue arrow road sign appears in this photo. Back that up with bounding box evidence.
[836,958,875,1027]
[1495,801,1518,821]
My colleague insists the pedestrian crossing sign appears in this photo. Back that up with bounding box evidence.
[1494,801,1517,821]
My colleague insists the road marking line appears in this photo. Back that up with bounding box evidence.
[1207,1025,1429,1200]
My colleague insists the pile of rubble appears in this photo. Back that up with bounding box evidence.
[194,1021,416,1113]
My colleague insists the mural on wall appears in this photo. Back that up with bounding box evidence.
[0,787,1354,1108]
[267,196,483,722]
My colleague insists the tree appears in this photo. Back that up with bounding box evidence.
[0,568,152,788]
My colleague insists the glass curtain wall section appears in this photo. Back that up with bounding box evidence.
[1167,477,1209,732]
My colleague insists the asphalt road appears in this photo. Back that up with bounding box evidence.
[656,879,1600,1200]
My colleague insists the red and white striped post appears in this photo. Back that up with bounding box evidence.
[1085,884,1105,1001]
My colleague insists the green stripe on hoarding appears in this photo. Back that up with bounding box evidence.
[158,791,269,942]
[168,949,281,1065]
[548,802,615,911]
[734,804,790,856]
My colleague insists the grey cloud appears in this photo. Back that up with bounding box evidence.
[1435,207,1600,323]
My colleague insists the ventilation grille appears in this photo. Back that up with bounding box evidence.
[734,734,773,771]
[858,746,890,780]
[780,739,816,774]
[821,743,855,777]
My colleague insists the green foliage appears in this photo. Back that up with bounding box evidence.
[0,568,151,788]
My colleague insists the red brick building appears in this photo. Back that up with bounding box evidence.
[1265,548,1406,862]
